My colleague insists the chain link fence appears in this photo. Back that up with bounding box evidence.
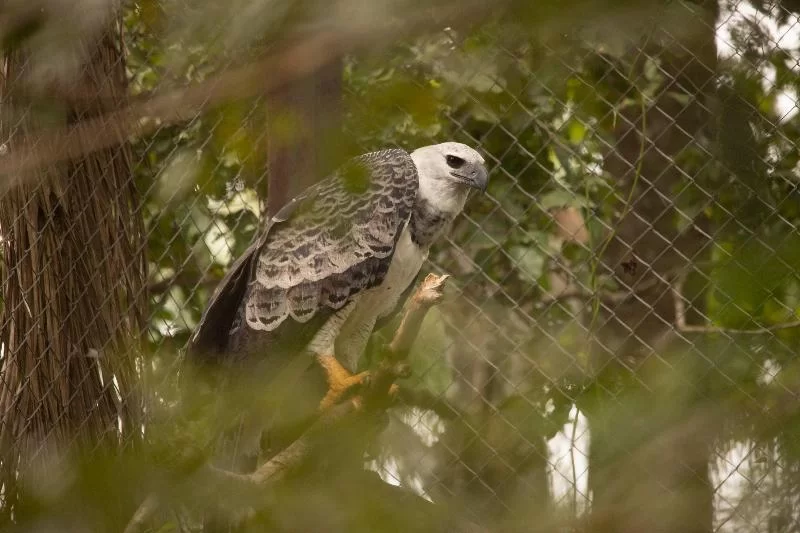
[1,0,800,531]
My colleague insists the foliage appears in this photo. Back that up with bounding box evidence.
[3,0,800,531]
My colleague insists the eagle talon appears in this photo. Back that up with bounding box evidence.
[316,354,371,411]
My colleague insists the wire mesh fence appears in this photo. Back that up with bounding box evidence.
[1,0,800,531]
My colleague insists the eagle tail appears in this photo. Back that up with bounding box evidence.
[187,237,262,361]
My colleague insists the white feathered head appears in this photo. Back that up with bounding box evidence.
[410,142,488,214]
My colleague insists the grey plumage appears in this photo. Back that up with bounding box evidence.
[187,148,418,366]
[243,149,417,333]
[185,143,487,487]
[189,143,488,367]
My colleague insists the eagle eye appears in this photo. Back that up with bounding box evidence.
[446,155,466,169]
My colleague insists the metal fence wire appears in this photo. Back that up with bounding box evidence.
[1,0,800,532]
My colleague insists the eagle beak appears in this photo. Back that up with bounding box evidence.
[451,164,488,193]
[469,165,488,193]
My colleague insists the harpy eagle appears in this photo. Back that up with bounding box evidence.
[186,141,488,468]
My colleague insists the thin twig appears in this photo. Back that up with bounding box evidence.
[677,320,800,335]
[540,287,629,305]
[540,263,703,307]
[570,409,579,517]
[672,272,800,335]
[672,270,689,330]
[122,493,160,533]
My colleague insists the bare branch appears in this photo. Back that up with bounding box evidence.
[388,273,449,359]
[123,274,453,533]
[122,493,160,533]
[672,272,800,335]
[672,270,689,330]
[0,1,496,186]
[677,320,800,335]
[208,399,357,488]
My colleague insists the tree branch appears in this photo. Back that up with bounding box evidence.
[122,493,160,533]
[538,267,680,306]
[677,320,800,335]
[388,274,449,358]
[0,1,496,186]
[672,271,800,335]
[124,274,462,533]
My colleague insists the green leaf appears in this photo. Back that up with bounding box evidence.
[510,245,546,282]
[539,189,591,210]
[709,234,800,328]
[567,120,587,144]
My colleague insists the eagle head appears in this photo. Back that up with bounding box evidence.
[410,142,488,215]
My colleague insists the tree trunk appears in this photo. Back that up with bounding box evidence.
[586,2,719,532]
[0,5,145,522]
[266,58,343,215]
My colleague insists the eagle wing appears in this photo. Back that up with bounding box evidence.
[187,148,418,361]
